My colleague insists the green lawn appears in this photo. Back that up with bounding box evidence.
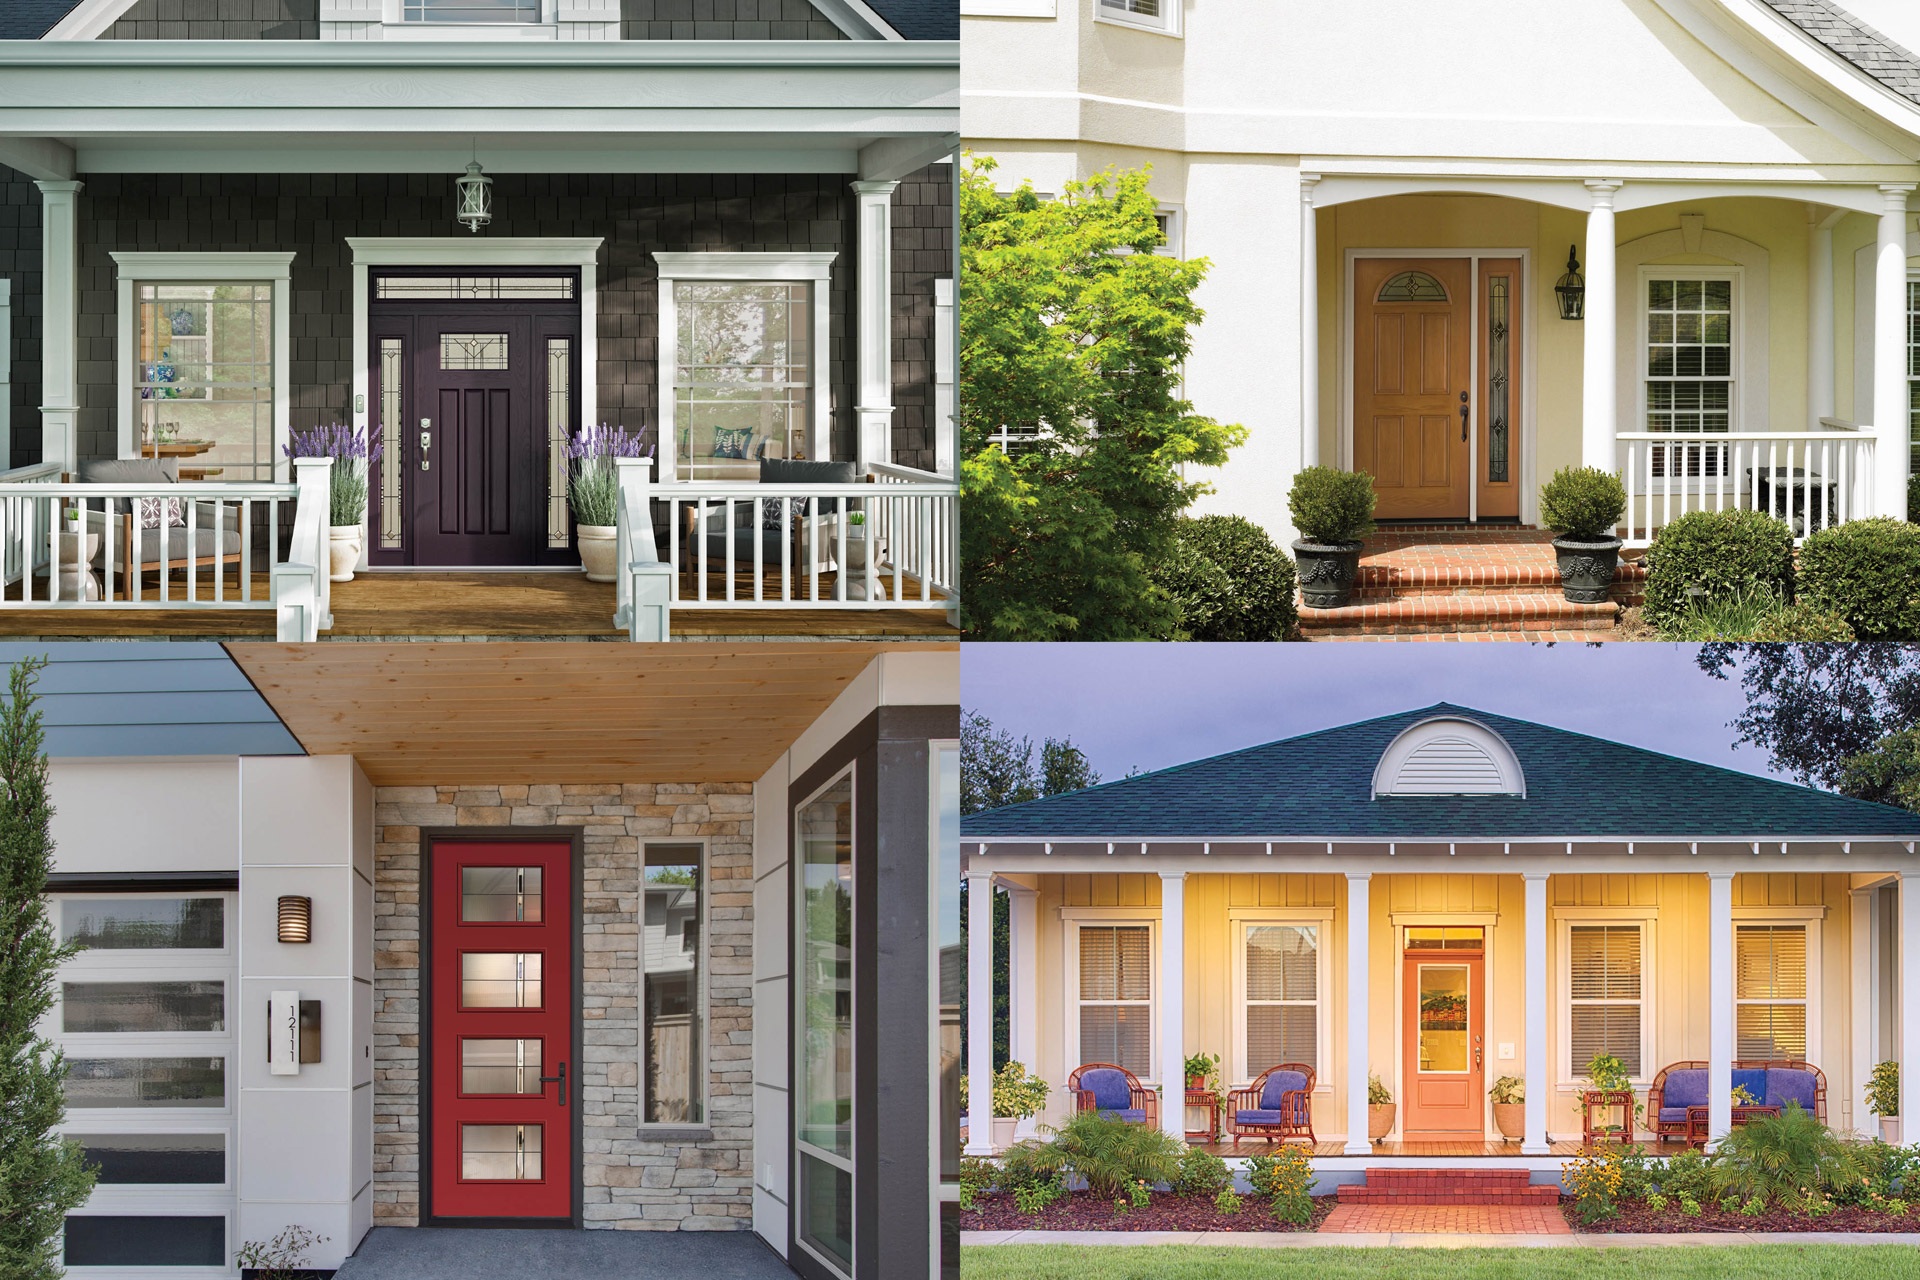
[961,1245,1920,1280]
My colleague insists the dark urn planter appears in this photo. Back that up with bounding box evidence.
[1552,535,1623,604]
[1293,539,1363,609]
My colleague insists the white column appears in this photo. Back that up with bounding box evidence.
[1001,880,1040,1136]
[1872,185,1915,519]
[36,180,82,474]
[851,180,899,473]
[1523,873,1550,1154]
[1300,173,1321,469]
[1902,872,1920,1136]
[1708,871,1735,1146]
[1809,209,1837,426]
[1345,871,1372,1154]
[1157,871,1186,1141]
[1852,887,1877,1136]
[964,870,996,1155]
[1581,180,1622,473]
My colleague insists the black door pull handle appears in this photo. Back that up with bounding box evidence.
[540,1061,568,1107]
[1459,391,1470,442]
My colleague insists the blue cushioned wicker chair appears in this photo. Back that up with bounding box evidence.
[1225,1063,1316,1145]
[1067,1063,1157,1129]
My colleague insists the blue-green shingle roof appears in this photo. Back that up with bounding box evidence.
[961,703,1920,841]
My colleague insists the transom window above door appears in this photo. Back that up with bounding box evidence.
[402,0,541,20]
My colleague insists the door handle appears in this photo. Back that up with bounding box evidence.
[539,1061,568,1107]
[1459,391,1470,442]
[420,418,431,472]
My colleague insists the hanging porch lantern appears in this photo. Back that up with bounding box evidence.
[456,159,493,234]
[1555,244,1585,320]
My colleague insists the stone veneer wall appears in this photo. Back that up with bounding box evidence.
[372,781,755,1229]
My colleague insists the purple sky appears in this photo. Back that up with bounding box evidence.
[962,643,1790,784]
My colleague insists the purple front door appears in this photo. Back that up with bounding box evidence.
[369,275,581,567]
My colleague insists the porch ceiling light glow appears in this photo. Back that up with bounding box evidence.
[1555,244,1585,321]
[278,895,312,944]
[456,159,493,235]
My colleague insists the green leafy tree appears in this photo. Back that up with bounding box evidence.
[0,658,96,1279]
[960,156,1246,639]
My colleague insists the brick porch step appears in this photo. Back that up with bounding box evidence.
[1354,557,1647,601]
[1335,1167,1560,1206]
[1297,594,1620,638]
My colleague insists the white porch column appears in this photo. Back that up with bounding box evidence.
[36,180,82,474]
[1708,871,1735,1146]
[1345,871,1372,1154]
[1809,209,1838,426]
[1000,878,1040,1136]
[1523,873,1550,1154]
[1852,886,1878,1136]
[964,869,997,1155]
[851,180,899,473]
[1157,871,1186,1141]
[1581,180,1622,473]
[1300,174,1321,469]
[1872,184,1915,519]
[1902,872,1920,1136]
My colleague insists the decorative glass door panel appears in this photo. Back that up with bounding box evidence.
[430,840,572,1221]
[1353,258,1473,520]
[1477,259,1522,519]
[1400,933,1484,1140]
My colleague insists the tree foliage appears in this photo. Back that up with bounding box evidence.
[0,658,96,1280]
[1699,643,1920,807]
[960,156,1246,639]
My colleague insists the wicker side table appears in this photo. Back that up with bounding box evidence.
[1184,1089,1221,1142]
[1580,1089,1636,1145]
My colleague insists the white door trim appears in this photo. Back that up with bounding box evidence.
[1340,248,1535,525]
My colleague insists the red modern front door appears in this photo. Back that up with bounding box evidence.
[430,840,574,1221]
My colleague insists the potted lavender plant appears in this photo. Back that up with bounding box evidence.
[565,423,651,582]
[284,423,383,583]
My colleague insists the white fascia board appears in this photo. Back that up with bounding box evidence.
[0,39,955,68]
[41,0,137,40]
[964,848,1919,877]
[70,144,865,176]
[1692,0,1920,148]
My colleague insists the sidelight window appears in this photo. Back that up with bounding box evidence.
[641,844,705,1126]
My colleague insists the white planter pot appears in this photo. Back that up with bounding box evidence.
[328,525,361,583]
[577,524,618,583]
[58,529,101,601]
[1882,1117,1901,1144]
[990,1117,1018,1151]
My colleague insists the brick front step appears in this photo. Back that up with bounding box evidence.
[1355,559,1647,601]
[1298,594,1620,637]
[1334,1167,1559,1207]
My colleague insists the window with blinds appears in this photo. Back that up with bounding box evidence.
[1568,924,1643,1077]
[1078,925,1151,1075]
[1736,924,1807,1060]
[1245,925,1317,1073]
[1907,281,1920,476]
[1645,277,1733,479]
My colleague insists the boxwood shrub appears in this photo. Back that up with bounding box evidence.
[1538,466,1626,542]
[1798,518,1920,640]
[1287,466,1375,545]
[1152,514,1299,641]
[1642,509,1794,630]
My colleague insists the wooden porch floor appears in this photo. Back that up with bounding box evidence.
[0,568,959,640]
[1186,1138,1594,1158]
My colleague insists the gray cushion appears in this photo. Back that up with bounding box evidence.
[80,457,179,485]
[761,458,857,518]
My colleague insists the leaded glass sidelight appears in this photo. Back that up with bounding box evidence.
[548,338,572,548]
[379,338,404,551]
[1376,271,1449,304]
[1487,276,1511,484]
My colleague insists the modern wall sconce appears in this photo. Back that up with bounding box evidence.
[277,895,312,944]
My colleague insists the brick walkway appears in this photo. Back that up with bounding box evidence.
[1318,1204,1572,1234]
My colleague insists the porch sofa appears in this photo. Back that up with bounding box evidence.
[1067,1063,1157,1129]
[680,458,858,575]
[1226,1064,1316,1145]
[1647,1059,1827,1142]
[77,458,244,596]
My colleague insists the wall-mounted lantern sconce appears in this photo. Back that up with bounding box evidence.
[277,895,312,944]
[456,156,493,235]
[1555,244,1586,320]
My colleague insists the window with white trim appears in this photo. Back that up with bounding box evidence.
[1077,924,1152,1075]
[50,893,236,1272]
[1735,924,1807,1060]
[1242,923,1318,1076]
[1095,0,1179,35]
[640,843,705,1127]
[403,0,539,19]
[1566,923,1644,1079]
[1644,275,1734,478]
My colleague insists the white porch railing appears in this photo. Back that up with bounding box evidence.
[1619,421,1876,547]
[614,457,672,643]
[0,455,333,641]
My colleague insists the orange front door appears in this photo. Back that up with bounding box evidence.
[1354,258,1473,520]
[1400,937,1485,1140]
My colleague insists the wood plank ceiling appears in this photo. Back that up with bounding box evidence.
[225,641,954,786]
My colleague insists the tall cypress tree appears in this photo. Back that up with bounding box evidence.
[0,657,96,1278]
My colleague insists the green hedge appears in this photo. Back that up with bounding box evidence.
[1798,518,1920,640]
[1152,515,1299,641]
[1643,510,1795,630]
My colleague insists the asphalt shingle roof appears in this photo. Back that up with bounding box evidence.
[864,0,955,40]
[1761,0,1920,106]
[0,0,83,39]
[961,703,1920,841]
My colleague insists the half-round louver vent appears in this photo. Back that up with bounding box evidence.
[1372,717,1526,797]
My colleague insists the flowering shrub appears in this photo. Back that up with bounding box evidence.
[1564,1147,1625,1223]
[285,423,384,526]
[564,423,652,527]
[1247,1144,1315,1225]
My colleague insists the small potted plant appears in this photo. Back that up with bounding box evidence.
[564,423,651,582]
[1538,464,1627,603]
[1489,1075,1524,1141]
[1580,1052,1638,1144]
[1288,466,1377,609]
[1868,1060,1899,1143]
[845,508,869,573]
[285,422,384,583]
[1184,1051,1220,1093]
[1367,1073,1395,1141]
[959,1061,1050,1151]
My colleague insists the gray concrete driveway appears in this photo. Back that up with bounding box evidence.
[332,1227,800,1279]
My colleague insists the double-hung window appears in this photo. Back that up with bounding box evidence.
[1644,276,1734,478]
[1907,281,1920,478]
[1239,923,1320,1079]
[1735,924,1808,1060]
[1075,924,1152,1076]
[1095,0,1180,35]
[1566,922,1645,1080]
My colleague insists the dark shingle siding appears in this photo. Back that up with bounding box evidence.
[620,0,848,39]
[100,0,319,39]
[1760,0,1920,105]
[0,164,43,469]
[864,0,954,39]
[962,703,1920,841]
[890,163,951,472]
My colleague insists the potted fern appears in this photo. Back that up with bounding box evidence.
[1868,1060,1899,1144]
[1580,1052,1638,1144]
[1489,1075,1525,1140]
[1539,465,1627,603]
[1288,466,1376,609]
[1367,1073,1395,1141]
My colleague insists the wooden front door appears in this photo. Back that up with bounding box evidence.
[1400,933,1485,1141]
[429,840,574,1222]
[1354,258,1473,520]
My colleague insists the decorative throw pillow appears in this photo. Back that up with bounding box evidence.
[711,427,753,460]
[761,494,810,531]
[137,496,186,530]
